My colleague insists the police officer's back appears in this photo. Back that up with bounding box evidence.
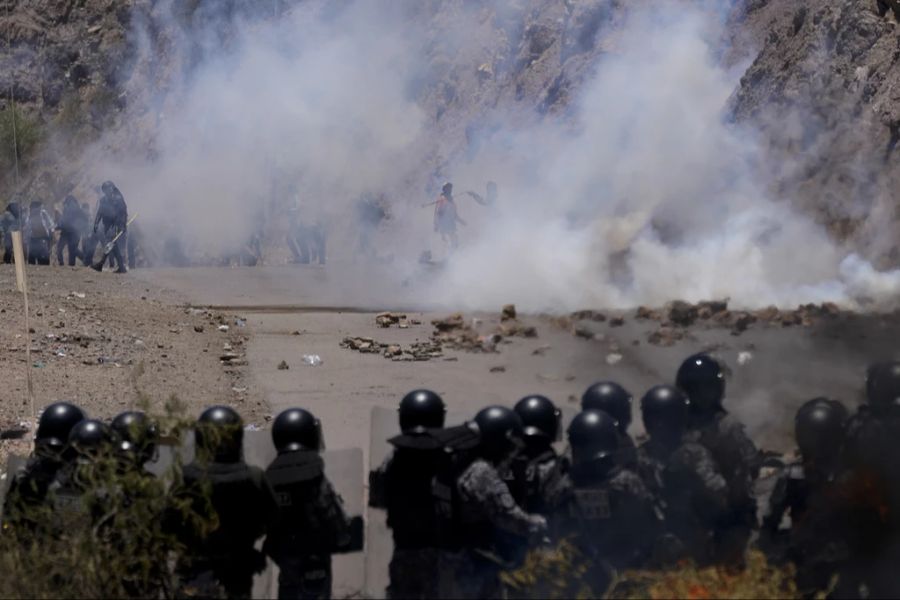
[509,395,567,516]
[369,389,446,599]
[2,401,85,532]
[582,381,637,467]
[762,398,850,594]
[264,408,356,600]
[440,406,546,599]
[554,410,658,591]
[636,385,728,566]
[677,353,759,565]
[176,406,276,599]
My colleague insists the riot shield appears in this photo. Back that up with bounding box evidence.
[0,454,29,521]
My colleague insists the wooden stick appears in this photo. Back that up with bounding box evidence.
[11,231,34,422]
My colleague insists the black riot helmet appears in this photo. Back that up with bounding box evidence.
[641,385,690,447]
[676,353,725,415]
[36,401,86,453]
[795,398,848,462]
[514,395,561,441]
[398,389,446,434]
[69,419,114,459]
[582,382,632,434]
[272,408,324,453]
[474,405,524,461]
[567,410,619,475]
[195,406,243,463]
[441,182,453,195]
[865,362,900,413]
[111,411,159,465]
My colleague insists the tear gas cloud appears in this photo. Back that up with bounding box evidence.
[93,0,900,312]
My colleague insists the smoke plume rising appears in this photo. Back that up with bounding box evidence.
[83,0,900,312]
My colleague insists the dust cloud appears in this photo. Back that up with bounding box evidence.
[87,0,900,312]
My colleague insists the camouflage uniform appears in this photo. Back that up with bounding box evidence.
[264,449,355,600]
[370,439,444,600]
[637,438,728,565]
[552,464,659,593]
[686,411,760,564]
[439,458,546,599]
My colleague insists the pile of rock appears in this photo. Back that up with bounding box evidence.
[431,313,500,352]
[375,312,422,328]
[635,300,844,345]
[340,337,444,362]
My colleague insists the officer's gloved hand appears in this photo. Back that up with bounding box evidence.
[526,514,548,545]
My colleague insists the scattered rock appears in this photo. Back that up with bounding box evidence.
[609,317,625,327]
[194,325,204,333]
[647,327,684,347]
[501,304,517,321]
[606,353,623,365]
[571,310,607,322]
[574,327,595,340]
[376,312,407,328]
[432,313,466,332]
[277,360,289,370]
[667,301,699,327]
[490,366,506,373]
[532,345,551,356]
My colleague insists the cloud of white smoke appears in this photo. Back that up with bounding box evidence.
[87,0,900,312]
[428,5,900,312]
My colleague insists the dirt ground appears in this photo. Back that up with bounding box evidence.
[0,264,266,476]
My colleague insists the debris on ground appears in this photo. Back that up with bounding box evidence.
[341,336,444,361]
[571,310,607,322]
[738,351,754,366]
[532,345,551,356]
[609,317,625,327]
[301,354,323,366]
[606,353,623,365]
[501,304,517,321]
[490,366,506,373]
[277,360,289,370]
[376,312,408,328]
[431,314,500,353]
[217,325,230,333]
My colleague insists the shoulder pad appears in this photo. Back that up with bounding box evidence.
[387,432,444,451]
[431,423,480,451]
[266,451,325,486]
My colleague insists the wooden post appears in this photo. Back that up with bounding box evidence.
[11,231,34,421]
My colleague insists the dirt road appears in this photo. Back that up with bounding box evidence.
[136,263,900,598]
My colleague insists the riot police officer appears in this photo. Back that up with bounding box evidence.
[439,406,546,599]
[837,362,900,597]
[676,353,759,565]
[264,408,360,600]
[582,381,636,465]
[110,410,159,473]
[762,398,850,594]
[510,395,566,515]
[2,401,85,532]
[637,385,728,565]
[553,410,658,593]
[369,389,447,599]
[175,406,276,599]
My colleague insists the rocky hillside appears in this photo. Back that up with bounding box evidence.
[2,0,899,266]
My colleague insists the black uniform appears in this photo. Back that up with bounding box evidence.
[24,202,54,265]
[370,433,445,599]
[92,183,128,272]
[176,461,277,598]
[264,450,354,600]
[2,454,68,534]
[56,196,87,266]
[1,202,21,264]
